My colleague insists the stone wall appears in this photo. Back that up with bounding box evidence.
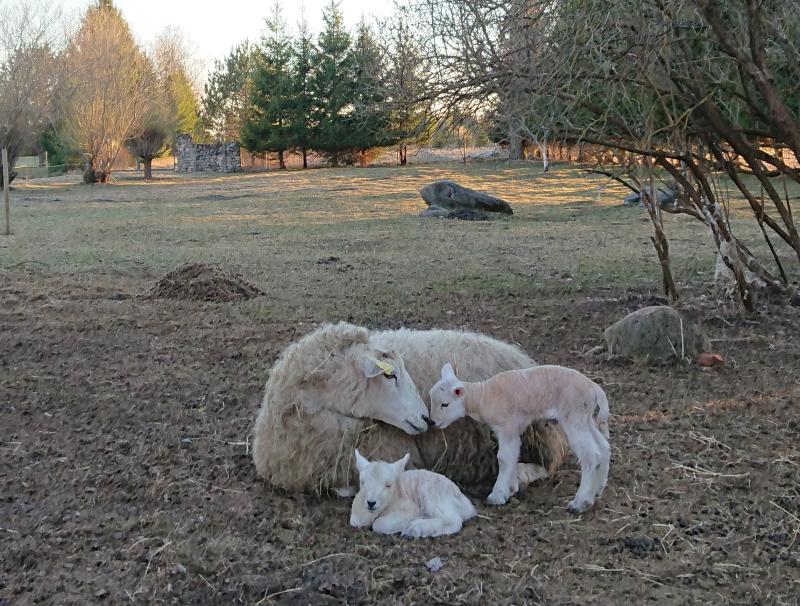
[175,134,242,173]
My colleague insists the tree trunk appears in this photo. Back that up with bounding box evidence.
[399,144,407,166]
[540,137,549,173]
[331,150,339,167]
[143,158,152,180]
[278,150,286,170]
[509,132,524,161]
[302,148,308,169]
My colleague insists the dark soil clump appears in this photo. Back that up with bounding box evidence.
[147,263,263,302]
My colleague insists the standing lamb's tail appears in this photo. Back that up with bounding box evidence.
[594,386,610,439]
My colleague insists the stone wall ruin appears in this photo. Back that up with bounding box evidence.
[175,134,241,173]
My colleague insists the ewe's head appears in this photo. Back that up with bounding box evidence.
[349,449,409,527]
[429,363,467,429]
[348,348,431,435]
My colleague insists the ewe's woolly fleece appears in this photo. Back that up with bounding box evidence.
[252,322,567,493]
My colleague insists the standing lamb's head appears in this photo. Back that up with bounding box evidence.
[350,449,409,527]
[344,347,431,435]
[429,363,467,429]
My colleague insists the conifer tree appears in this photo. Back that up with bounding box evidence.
[310,1,354,166]
[289,11,315,169]
[241,2,294,168]
[348,20,396,166]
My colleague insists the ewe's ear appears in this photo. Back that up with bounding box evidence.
[392,453,410,475]
[441,363,455,380]
[354,449,369,473]
[358,355,386,378]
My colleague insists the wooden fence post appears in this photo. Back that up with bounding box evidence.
[2,148,10,235]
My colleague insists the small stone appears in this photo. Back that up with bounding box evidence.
[426,557,443,572]
[171,563,187,576]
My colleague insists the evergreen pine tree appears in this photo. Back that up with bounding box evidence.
[202,42,258,141]
[349,19,396,166]
[241,2,295,168]
[310,1,354,167]
[289,10,315,169]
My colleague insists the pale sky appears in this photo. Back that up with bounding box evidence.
[64,1,398,80]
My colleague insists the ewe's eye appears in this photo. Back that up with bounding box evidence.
[383,372,398,384]
[442,402,450,408]
[385,483,392,488]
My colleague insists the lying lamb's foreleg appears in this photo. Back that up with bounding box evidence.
[487,431,521,505]
[563,421,601,513]
[402,515,464,538]
[372,508,419,536]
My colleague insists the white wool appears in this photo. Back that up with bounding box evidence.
[430,364,611,513]
[349,450,476,538]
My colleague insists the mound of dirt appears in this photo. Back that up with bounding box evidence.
[147,263,263,302]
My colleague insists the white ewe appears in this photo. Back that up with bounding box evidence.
[252,322,567,494]
[349,450,476,538]
[430,363,610,513]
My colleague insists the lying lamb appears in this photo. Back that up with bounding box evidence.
[349,449,476,538]
[429,363,610,513]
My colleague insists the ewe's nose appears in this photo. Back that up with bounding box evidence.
[367,500,376,511]
[422,415,436,428]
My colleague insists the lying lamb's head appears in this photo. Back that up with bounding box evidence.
[349,348,431,435]
[350,449,409,527]
[429,363,467,429]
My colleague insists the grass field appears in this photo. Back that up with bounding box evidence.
[1,163,798,604]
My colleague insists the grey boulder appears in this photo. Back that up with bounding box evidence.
[623,187,679,209]
[420,180,513,214]
[604,306,710,364]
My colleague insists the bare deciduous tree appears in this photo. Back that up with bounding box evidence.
[64,2,152,183]
[413,0,799,309]
[0,0,67,186]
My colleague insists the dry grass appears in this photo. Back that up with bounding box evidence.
[4,163,796,322]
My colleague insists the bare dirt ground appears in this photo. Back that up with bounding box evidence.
[1,165,799,604]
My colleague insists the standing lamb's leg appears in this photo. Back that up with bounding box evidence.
[487,431,522,505]
[562,421,601,513]
[372,510,418,536]
[402,515,463,538]
[589,425,611,498]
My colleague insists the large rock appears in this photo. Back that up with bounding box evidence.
[604,306,710,364]
[420,180,513,214]
[623,186,678,210]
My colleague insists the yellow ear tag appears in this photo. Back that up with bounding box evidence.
[375,360,394,376]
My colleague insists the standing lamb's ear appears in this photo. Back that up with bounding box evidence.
[452,385,464,398]
[392,453,410,476]
[441,363,456,380]
[354,449,370,473]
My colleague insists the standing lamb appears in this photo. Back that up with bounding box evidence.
[429,363,610,513]
[252,322,567,494]
[350,450,476,538]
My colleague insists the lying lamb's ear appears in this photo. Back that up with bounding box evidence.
[441,363,455,380]
[354,449,369,473]
[392,453,410,475]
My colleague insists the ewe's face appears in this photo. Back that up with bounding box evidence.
[429,363,467,429]
[350,451,408,527]
[357,351,432,435]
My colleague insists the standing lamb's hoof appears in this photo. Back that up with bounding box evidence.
[486,490,511,506]
[567,499,593,514]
